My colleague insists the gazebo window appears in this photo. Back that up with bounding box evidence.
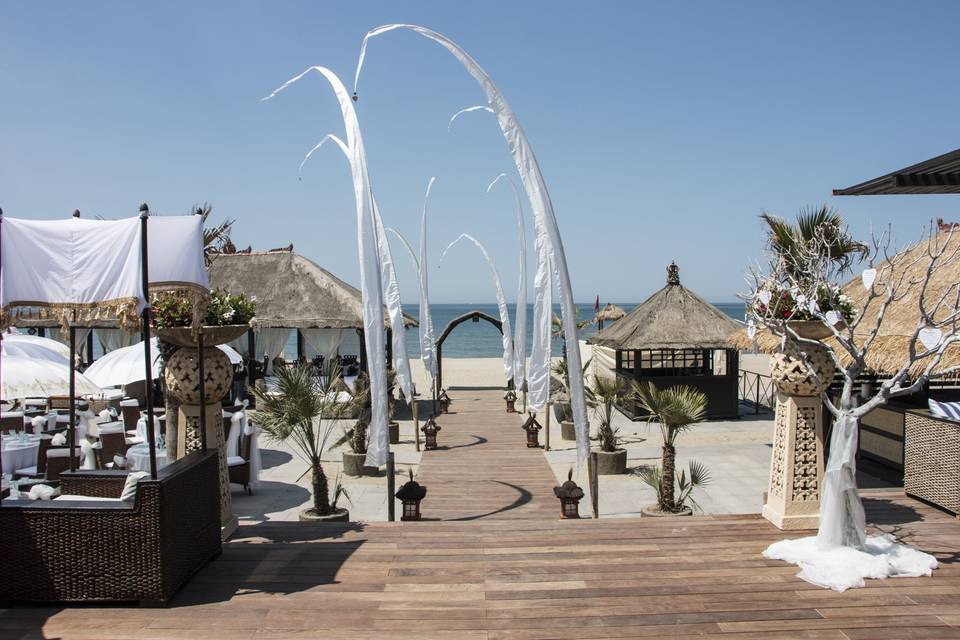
[617,350,635,372]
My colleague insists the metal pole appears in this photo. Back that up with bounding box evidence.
[198,331,208,451]
[387,452,396,522]
[756,375,761,415]
[544,401,551,452]
[589,451,599,519]
[412,384,420,452]
[246,329,256,389]
[68,325,77,472]
[140,204,159,480]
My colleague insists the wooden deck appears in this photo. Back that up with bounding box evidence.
[2,390,959,639]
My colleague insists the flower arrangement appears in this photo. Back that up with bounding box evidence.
[751,282,856,324]
[152,289,256,329]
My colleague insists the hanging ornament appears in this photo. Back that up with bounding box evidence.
[746,319,757,339]
[808,298,819,316]
[825,310,842,326]
[918,327,943,350]
[780,334,787,351]
[757,290,772,306]
[861,268,877,291]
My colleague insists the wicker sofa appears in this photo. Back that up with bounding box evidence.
[905,409,960,516]
[0,450,221,605]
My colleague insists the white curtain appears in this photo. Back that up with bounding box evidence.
[301,328,346,362]
[97,328,139,354]
[257,328,291,373]
[228,333,250,358]
[47,327,93,362]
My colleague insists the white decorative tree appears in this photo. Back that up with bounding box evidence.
[745,217,958,591]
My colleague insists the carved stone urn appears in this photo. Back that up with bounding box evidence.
[161,325,247,536]
[762,337,833,530]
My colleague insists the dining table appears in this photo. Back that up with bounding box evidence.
[125,443,169,472]
[1,433,41,475]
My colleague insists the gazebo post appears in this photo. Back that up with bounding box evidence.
[198,332,208,450]
[246,329,256,388]
[68,324,77,472]
[139,204,159,480]
[357,328,367,373]
[85,331,95,366]
[296,329,304,362]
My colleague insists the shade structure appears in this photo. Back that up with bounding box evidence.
[84,337,242,388]
[208,249,417,330]
[833,148,960,196]
[1,355,101,400]
[1,334,71,365]
[596,303,626,322]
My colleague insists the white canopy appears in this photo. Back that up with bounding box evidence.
[146,215,209,291]
[1,336,70,366]
[84,337,242,388]
[2,333,71,360]
[1,355,102,400]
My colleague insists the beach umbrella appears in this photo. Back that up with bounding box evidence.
[1,337,71,365]
[3,333,72,359]
[84,337,243,388]
[1,355,102,400]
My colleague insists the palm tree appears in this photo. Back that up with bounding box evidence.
[760,205,867,276]
[195,203,235,266]
[585,375,624,452]
[632,382,708,512]
[251,362,349,516]
[552,311,595,370]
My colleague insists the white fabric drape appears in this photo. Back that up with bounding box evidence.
[356,25,590,464]
[97,328,139,354]
[145,215,210,290]
[528,225,553,413]
[418,178,439,382]
[440,234,514,384]
[301,328,347,362]
[256,328,291,373]
[264,66,389,468]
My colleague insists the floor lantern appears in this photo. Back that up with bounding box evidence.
[504,389,517,413]
[554,469,584,519]
[421,416,441,450]
[521,413,542,448]
[395,469,427,521]
[437,389,451,413]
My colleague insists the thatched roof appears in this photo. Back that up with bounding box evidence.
[731,231,960,376]
[596,303,626,322]
[833,148,960,195]
[588,262,741,350]
[209,250,417,330]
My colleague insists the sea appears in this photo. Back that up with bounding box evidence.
[284,302,747,360]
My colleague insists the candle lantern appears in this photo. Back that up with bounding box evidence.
[437,389,451,414]
[395,469,427,521]
[521,413,542,448]
[421,416,441,450]
[554,469,585,519]
[504,389,517,413]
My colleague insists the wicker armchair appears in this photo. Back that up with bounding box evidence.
[0,450,222,605]
[905,409,960,516]
[227,432,253,495]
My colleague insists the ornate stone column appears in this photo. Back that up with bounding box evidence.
[762,338,833,530]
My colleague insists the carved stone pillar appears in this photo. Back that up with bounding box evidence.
[762,339,832,530]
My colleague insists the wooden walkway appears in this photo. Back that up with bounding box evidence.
[3,389,960,639]
[415,389,559,521]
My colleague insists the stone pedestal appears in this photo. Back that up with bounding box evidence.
[762,338,832,530]
[179,403,235,535]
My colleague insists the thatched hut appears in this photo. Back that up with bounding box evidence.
[588,262,742,419]
[595,303,625,330]
[209,249,416,376]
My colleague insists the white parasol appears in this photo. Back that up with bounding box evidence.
[84,337,242,388]
[1,336,71,366]
[1,355,102,400]
[3,333,72,359]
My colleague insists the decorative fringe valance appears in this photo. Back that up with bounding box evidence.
[0,297,142,333]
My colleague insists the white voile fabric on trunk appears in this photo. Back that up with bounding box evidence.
[356,25,590,464]
[418,178,439,382]
[1,216,143,314]
[263,66,389,468]
[257,328,291,373]
[440,234,513,384]
[373,200,414,402]
[528,221,553,413]
[145,216,209,290]
[301,328,347,362]
[97,328,139,354]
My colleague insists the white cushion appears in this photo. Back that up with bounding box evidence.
[227,456,246,467]
[120,471,149,502]
[97,422,125,435]
[50,433,67,446]
[55,494,123,504]
[120,399,140,407]
[14,466,37,476]
[28,484,57,500]
[929,398,960,421]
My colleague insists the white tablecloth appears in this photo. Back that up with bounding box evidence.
[2,434,41,474]
[126,443,168,472]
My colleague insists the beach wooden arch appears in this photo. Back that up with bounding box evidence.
[435,311,503,391]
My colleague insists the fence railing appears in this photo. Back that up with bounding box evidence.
[739,369,775,414]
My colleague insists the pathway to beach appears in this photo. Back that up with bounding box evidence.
[415,388,560,521]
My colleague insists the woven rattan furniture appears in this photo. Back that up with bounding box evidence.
[0,449,222,605]
[227,432,253,495]
[905,409,960,516]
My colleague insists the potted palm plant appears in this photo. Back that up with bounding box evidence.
[341,419,370,477]
[251,361,350,522]
[586,375,627,474]
[632,382,710,516]
[551,357,591,439]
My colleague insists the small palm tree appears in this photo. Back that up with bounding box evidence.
[760,205,867,276]
[251,362,349,516]
[552,311,595,363]
[585,375,625,452]
[632,382,708,513]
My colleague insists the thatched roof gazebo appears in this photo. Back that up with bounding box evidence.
[589,262,742,419]
[209,249,416,377]
[595,303,625,330]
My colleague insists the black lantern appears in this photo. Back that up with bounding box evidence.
[395,470,427,521]
[437,389,451,414]
[504,389,517,413]
[554,469,585,519]
[521,413,542,448]
[421,416,441,450]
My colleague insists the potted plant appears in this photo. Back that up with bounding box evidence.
[632,381,709,516]
[586,375,627,474]
[251,361,350,522]
[341,419,370,477]
[152,288,255,347]
[387,369,400,445]
[551,358,591,439]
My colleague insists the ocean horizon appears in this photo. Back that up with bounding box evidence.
[287,302,747,359]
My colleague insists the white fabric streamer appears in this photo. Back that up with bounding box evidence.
[418,177,439,382]
[448,105,494,132]
[440,234,514,384]
[356,24,590,464]
[487,173,527,390]
[264,66,389,468]
[528,217,553,413]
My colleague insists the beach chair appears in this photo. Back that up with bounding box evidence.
[0,413,25,434]
[45,447,82,482]
[13,433,56,479]
[228,432,253,495]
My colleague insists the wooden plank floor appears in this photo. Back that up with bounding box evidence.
[2,390,959,639]
[415,389,560,521]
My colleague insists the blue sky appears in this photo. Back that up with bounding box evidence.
[2,2,958,304]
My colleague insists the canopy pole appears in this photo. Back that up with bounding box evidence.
[0,210,5,488]
[68,324,77,472]
[198,331,208,450]
[140,204,159,480]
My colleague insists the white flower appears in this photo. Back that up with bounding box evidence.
[223,309,235,321]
